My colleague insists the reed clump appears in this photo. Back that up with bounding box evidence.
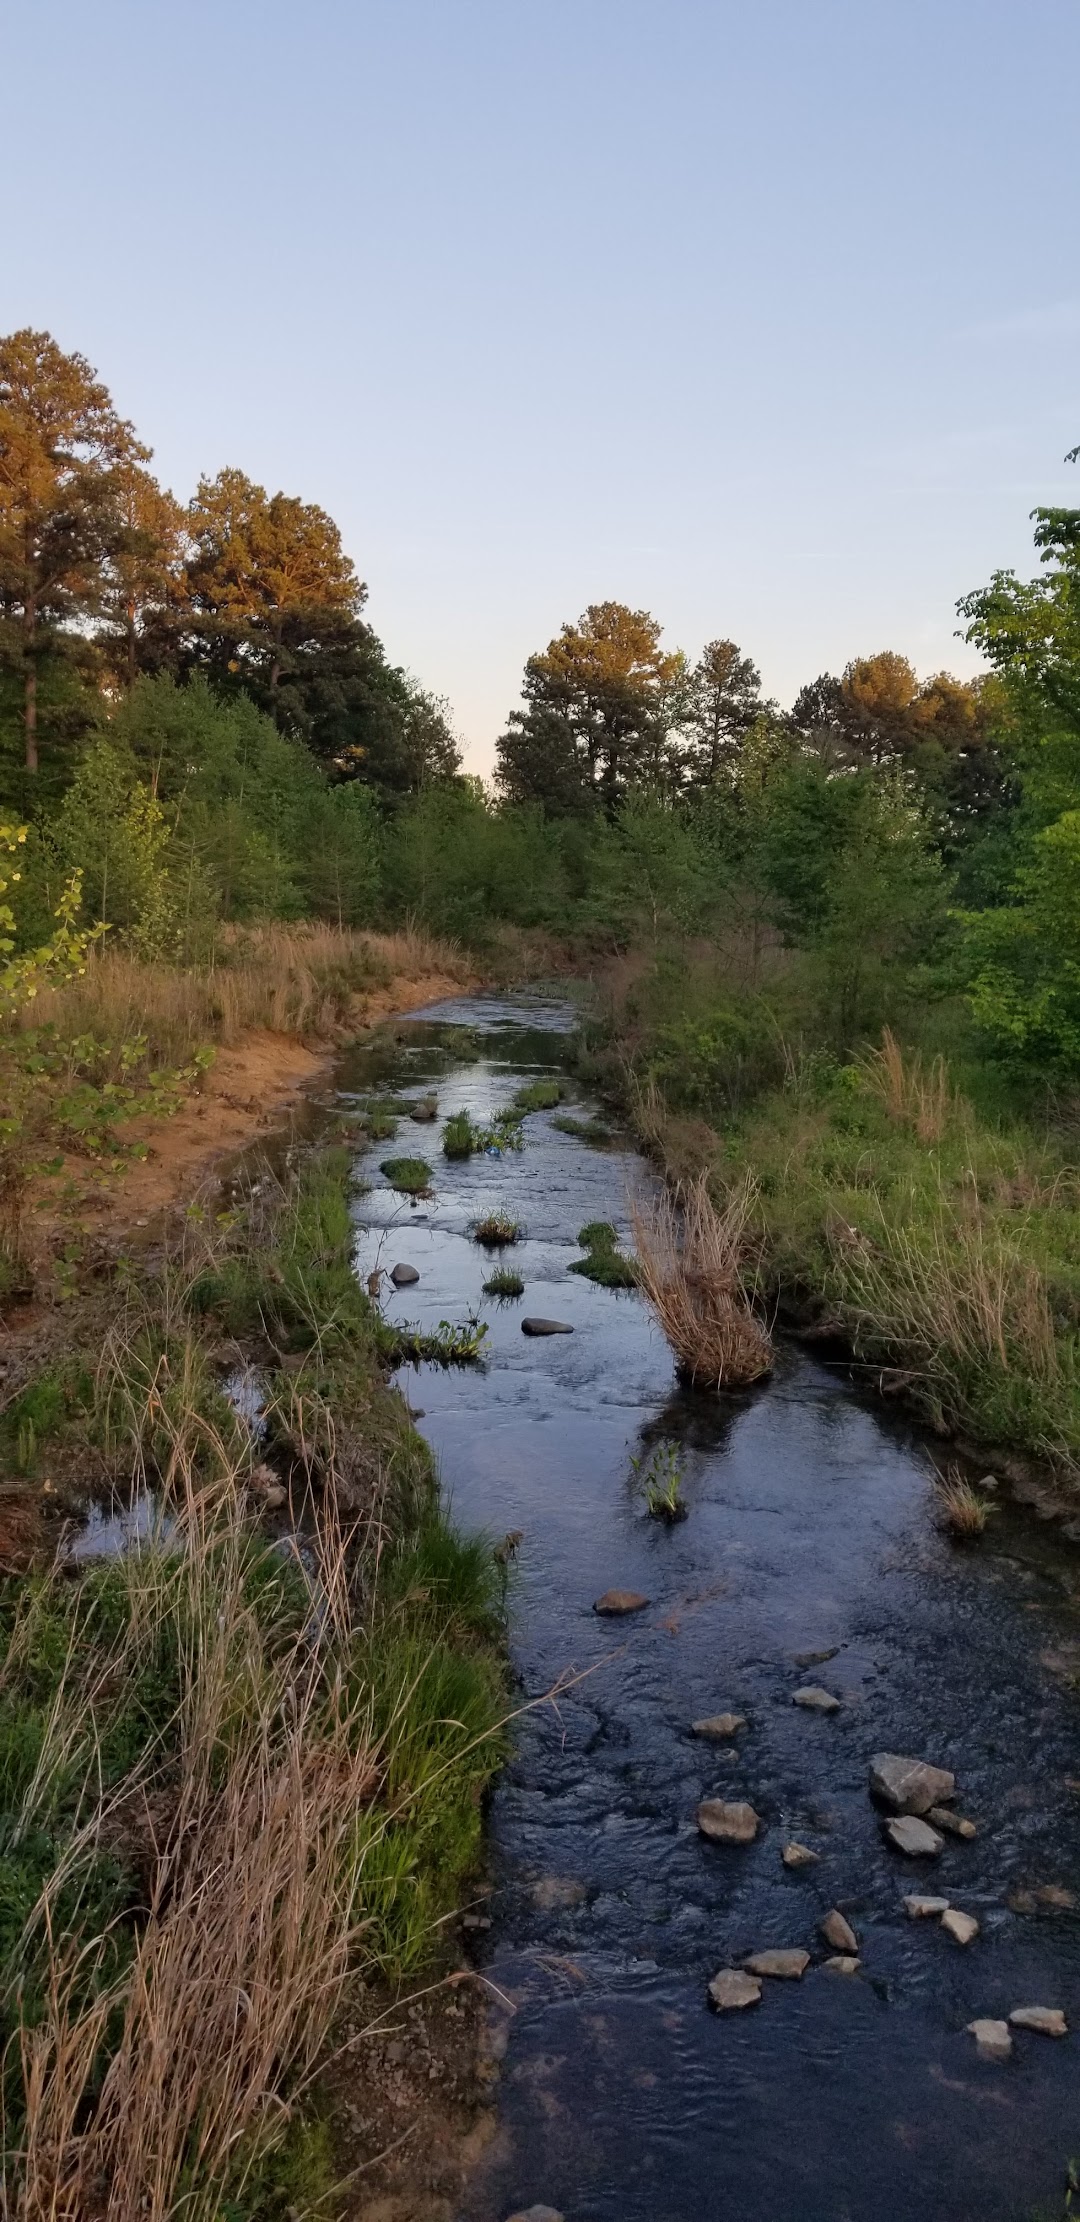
[859,1027,968,1146]
[934,1465,995,1537]
[631,1174,773,1390]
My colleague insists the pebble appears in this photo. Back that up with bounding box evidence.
[823,1955,861,1974]
[506,2209,565,2222]
[870,1754,956,1815]
[793,1686,841,1713]
[390,1262,420,1286]
[593,1590,649,1615]
[692,1713,747,1740]
[966,2018,1012,2062]
[744,1948,810,1980]
[884,1815,944,1858]
[697,1799,760,1844]
[1009,2006,1068,2037]
[941,1908,979,1945]
[707,1968,762,2011]
[521,1318,574,1336]
[927,1804,977,1839]
[820,1909,858,1953]
[782,1842,821,1869]
[793,1646,840,1668]
[904,1894,950,1918]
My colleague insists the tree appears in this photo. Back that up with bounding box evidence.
[683,638,763,783]
[101,461,187,688]
[0,329,145,771]
[181,468,365,709]
[496,602,682,816]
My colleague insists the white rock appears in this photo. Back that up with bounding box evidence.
[1009,2006,1068,2037]
[966,2018,1012,2062]
[744,1948,810,1979]
[793,1686,841,1713]
[820,1909,858,1953]
[904,1894,950,1918]
[708,1968,762,2011]
[697,1799,760,1844]
[940,1908,979,1945]
[885,1815,944,1858]
[692,1713,747,1740]
[870,1753,956,1814]
[823,1954,861,1974]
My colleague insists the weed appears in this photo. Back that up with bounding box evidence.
[472,1211,524,1248]
[552,1114,613,1146]
[512,1078,564,1113]
[443,1110,480,1159]
[631,1175,773,1389]
[631,1441,687,1521]
[385,1315,490,1364]
[483,1268,525,1299]
[569,1220,638,1289]
[379,1156,433,1195]
[935,1467,995,1537]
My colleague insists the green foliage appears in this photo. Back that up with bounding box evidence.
[482,1267,524,1298]
[631,1440,686,1520]
[471,1211,523,1247]
[512,1077,564,1112]
[379,1154,433,1195]
[569,1220,638,1287]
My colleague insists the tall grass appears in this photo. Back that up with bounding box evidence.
[631,1175,773,1389]
[859,1026,967,1144]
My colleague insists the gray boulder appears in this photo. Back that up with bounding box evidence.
[884,1815,944,1857]
[521,1318,574,1336]
[870,1753,955,1814]
[390,1262,420,1286]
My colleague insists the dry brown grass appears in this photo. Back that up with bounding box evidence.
[13,921,468,1072]
[631,1173,773,1390]
[859,1027,968,1146]
[837,1199,1062,1387]
[934,1466,994,1537]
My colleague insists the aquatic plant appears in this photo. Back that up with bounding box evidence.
[569,1220,638,1288]
[379,1156,433,1195]
[471,1211,524,1248]
[388,1315,490,1363]
[483,1267,525,1299]
[552,1113,613,1146]
[632,1440,687,1522]
[443,1110,480,1159]
[934,1466,995,1537]
[512,1078,564,1113]
[631,1174,773,1390]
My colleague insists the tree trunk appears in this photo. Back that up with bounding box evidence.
[24,602,37,771]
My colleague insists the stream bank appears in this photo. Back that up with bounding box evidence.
[341,990,1080,2222]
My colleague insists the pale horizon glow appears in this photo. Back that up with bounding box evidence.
[5,0,1079,776]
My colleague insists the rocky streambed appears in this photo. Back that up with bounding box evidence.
[341,991,1080,2222]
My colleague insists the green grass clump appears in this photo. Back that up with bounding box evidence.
[443,1110,480,1159]
[363,1108,399,1142]
[552,1113,613,1146]
[569,1221,638,1288]
[379,1155,434,1195]
[512,1078,564,1113]
[483,1267,525,1298]
[632,1441,687,1522]
[472,1211,524,1248]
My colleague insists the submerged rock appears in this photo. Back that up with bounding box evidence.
[782,1842,821,1869]
[708,1968,762,2011]
[593,1589,649,1615]
[941,1907,979,1945]
[966,2018,1012,2062]
[927,1804,977,1839]
[823,1954,861,1974]
[697,1798,760,1844]
[390,1262,420,1286]
[521,1318,574,1336]
[904,1894,950,1918]
[793,1686,841,1713]
[884,1815,944,1858]
[745,1948,810,1980]
[1009,2006,1068,2036]
[870,1753,956,1814]
[506,2209,565,2222]
[820,1909,858,1953]
[793,1646,840,1668]
[692,1713,747,1741]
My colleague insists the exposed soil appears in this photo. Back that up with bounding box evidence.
[331,1961,505,2222]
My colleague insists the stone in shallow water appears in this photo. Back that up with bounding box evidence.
[885,1815,944,1857]
[782,1842,821,1869]
[823,1955,861,1974]
[697,1799,760,1844]
[966,2018,1012,2062]
[389,1261,420,1286]
[507,2209,565,2222]
[927,1804,977,1839]
[904,1894,950,1918]
[793,1645,840,1668]
[1009,2006,1068,2037]
[707,1968,762,2011]
[744,1948,810,1980]
[521,1317,574,1336]
[692,1713,747,1740]
[869,1753,956,1814]
[820,1909,858,1953]
[593,1589,649,1615]
[941,1907,979,1945]
[793,1686,841,1713]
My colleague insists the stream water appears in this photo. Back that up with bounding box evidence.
[338,990,1080,2222]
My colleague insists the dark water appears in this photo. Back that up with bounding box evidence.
[340,992,1080,2222]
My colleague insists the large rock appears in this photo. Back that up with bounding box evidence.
[707,1968,762,2011]
[793,1686,841,1713]
[1009,2006,1068,2037]
[692,1713,746,1740]
[927,1804,976,1839]
[966,2018,1012,2062]
[820,1909,858,1953]
[884,1815,944,1858]
[870,1753,956,1815]
[782,1842,821,1869]
[521,1318,574,1336]
[697,1798,760,1844]
[593,1589,648,1615]
[389,1262,420,1286]
[941,1907,979,1945]
[904,1894,950,1918]
[744,1948,810,1980]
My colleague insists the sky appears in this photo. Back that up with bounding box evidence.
[5,0,1079,775]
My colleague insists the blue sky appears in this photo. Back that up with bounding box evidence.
[5,0,1079,772]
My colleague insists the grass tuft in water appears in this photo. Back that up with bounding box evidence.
[552,1113,613,1146]
[632,1440,688,1522]
[472,1211,524,1248]
[569,1220,638,1288]
[379,1156,433,1195]
[512,1078,564,1113]
[483,1268,525,1299]
[935,1467,995,1537]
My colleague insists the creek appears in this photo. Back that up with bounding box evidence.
[338,990,1080,2222]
